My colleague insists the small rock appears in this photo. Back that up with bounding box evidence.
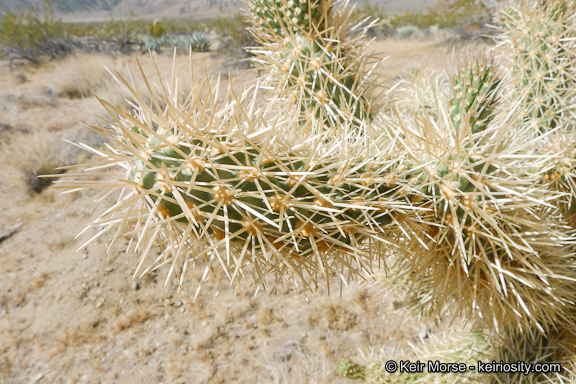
[104,267,114,274]
[95,282,100,287]
[131,281,140,291]
[180,308,185,313]
[201,321,207,327]
[30,373,43,383]
[174,301,182,307]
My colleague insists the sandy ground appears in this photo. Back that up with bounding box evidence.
[0,35,486,383]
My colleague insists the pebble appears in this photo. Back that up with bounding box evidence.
[174,301,183,307]
[104,267,114,273]
[95,282,100,287]
[30,373,43,383]
[131,281,140,291]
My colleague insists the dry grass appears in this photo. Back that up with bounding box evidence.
[2,131,82,196]
[308,303,358,332]
[49,53,120,99]
[255,344,336,384]
[47,51,213,115]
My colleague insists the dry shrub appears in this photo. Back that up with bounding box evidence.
[49,53,119,99]
[308,303,358,332]
[255,342,335,384]
[2,131,85,196]
[48,52,201,115]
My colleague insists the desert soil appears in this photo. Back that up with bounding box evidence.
[0,35,487,384]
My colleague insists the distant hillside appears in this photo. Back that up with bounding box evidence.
[0,0,121,13]
[0,0,441,21]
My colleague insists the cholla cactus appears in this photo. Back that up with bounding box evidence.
[57,52,424,294]
[337,358,366,380]
[59,0,576,348]
[382,100,576,332]
[340,327,489,383]
[249,0,331,34]
[496,0,576,136]
[449,54,502,134]
[396,66,450,121]
[372,48,576,333]
[248,0,383,133]
[491,327,576,384]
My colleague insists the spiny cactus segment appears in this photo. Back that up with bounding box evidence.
[492,326,576,384]
[382,103,576,332]
[248,0,382,132]
[339,329,488,383]
[57,53,428,294]
[337,358,366,380]
[58,0,576,349]
[536,131,576,225]
[249,0,330,34]
[449,54,502,134]
[497,0,576,136]
[396,66,450,121]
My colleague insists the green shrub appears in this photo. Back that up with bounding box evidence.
[396,25,419,39]
[0,0,71,62]
[142,32,211,53]
[148,20,167,38]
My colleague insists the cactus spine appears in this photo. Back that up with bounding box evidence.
[59,0,576,363]
[498,0,576,136]
[449,55,502,134]
[248,0,382,132]
[249,0,330,34]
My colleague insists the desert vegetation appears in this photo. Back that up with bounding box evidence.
[2,0,574,383]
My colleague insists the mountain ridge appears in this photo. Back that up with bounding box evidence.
[0,0,441,22]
